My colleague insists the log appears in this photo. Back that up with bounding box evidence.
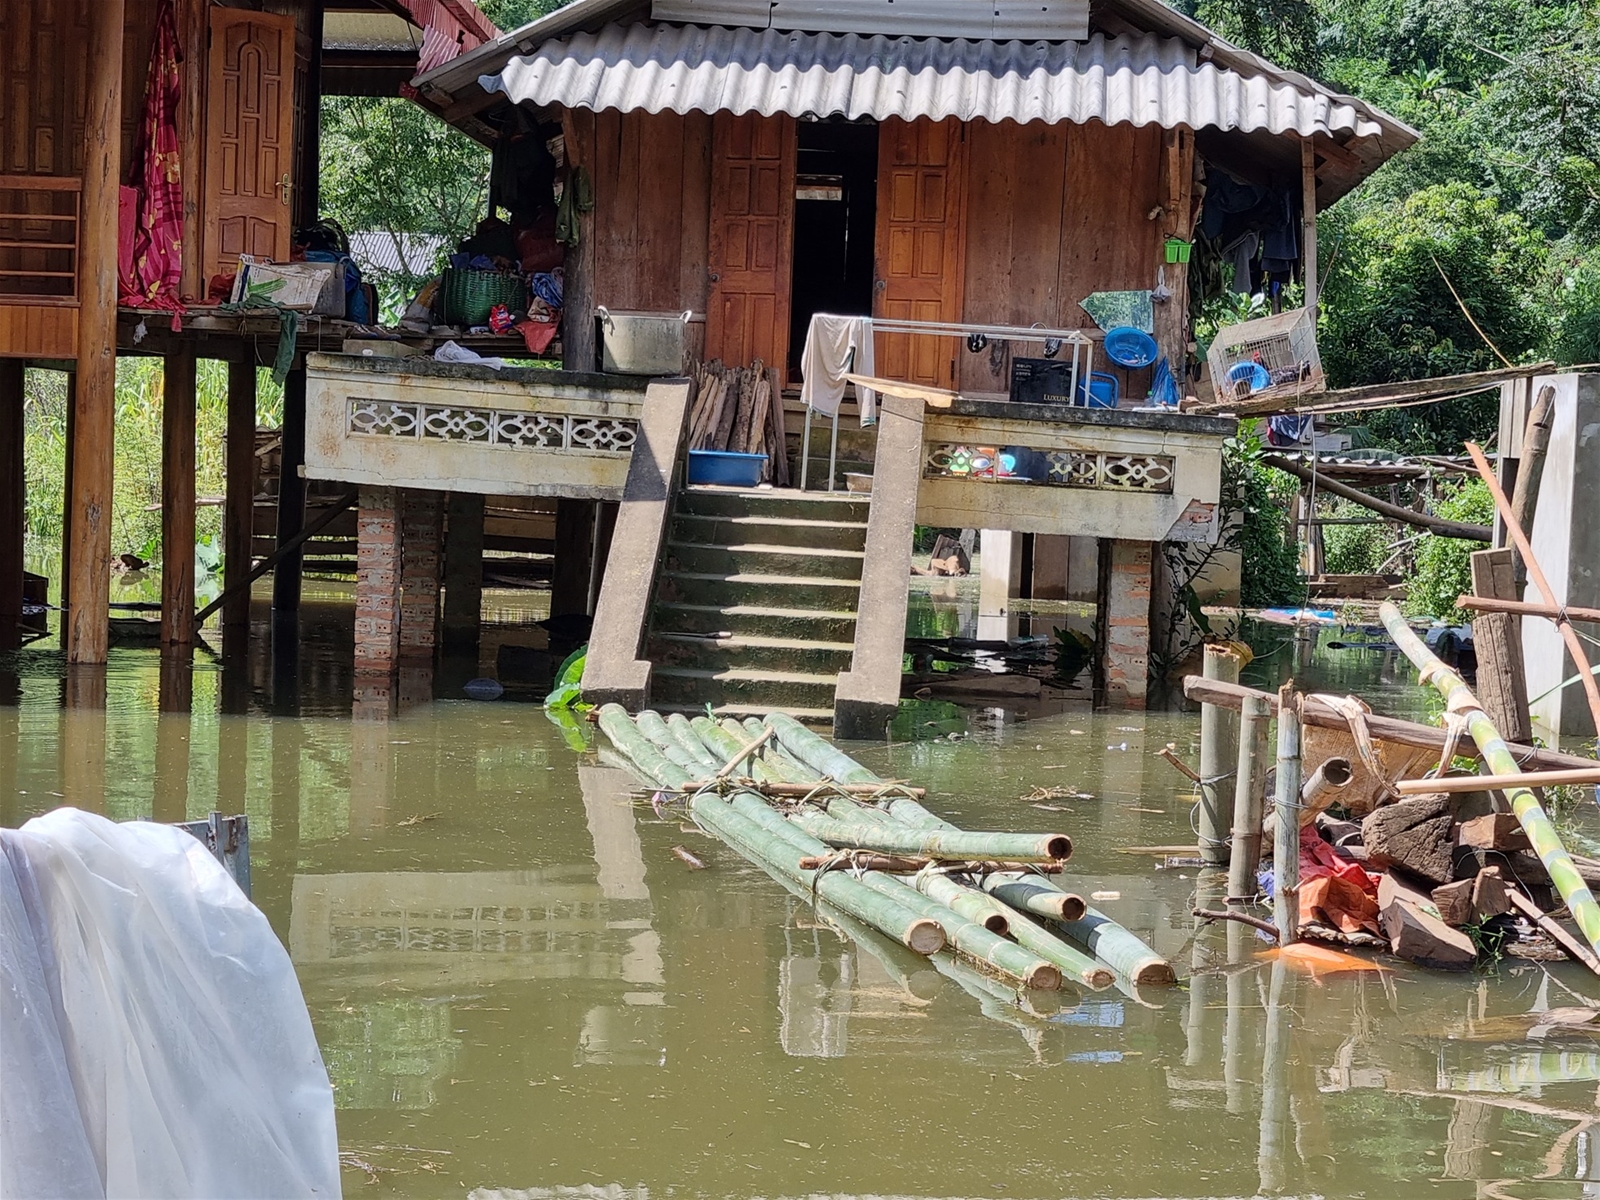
[1468,549,1532,744]
[786,812,1071,863]
[765,369,789,487]
[1379,873,1477,970]
[1508,385,1555,564]
[1380,600,1600,957]
[1396,766,1600,794]
[1431,878,1476,927]
[1262,456,1492,541]
[1182,676,1598,774]
[1361,793,1457,887]
[713,365,742,450]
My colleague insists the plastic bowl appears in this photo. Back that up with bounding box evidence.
[687,449,766,487]
[1226,361,1272,394]
[1103,326,1159,369]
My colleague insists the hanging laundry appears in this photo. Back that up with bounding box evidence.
[800,314,877,425]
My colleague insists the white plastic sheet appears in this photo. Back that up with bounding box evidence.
[1,809,340,1199]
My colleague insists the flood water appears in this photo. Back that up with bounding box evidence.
[4,600,1600,1199]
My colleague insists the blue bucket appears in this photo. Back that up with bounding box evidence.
[688,449,766,487]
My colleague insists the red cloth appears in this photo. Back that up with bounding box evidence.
[518,315,560,356]
[1298,825,1382,936]
[118,0,185,328]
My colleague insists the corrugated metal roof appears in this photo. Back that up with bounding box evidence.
[477,22,1389,140]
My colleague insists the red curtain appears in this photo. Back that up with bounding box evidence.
[118,0,184,323]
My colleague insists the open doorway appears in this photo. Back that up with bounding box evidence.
[786,120,879,381]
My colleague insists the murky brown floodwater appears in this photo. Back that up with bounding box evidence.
[4,597,1600,1199]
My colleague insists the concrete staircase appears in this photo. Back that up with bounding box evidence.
[647,486,871,722]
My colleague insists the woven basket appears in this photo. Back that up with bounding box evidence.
[438,267,526,327]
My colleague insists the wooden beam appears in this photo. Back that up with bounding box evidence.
[223,360,257,633]
[0,360,23,651]
[1182,676,1600,774]
[1458,594,1600,625]
[160,348,198,647]
[1262,455,1492,541]
[271,367,308,619]
[442,491,484,651]
[1395,767,1600,795]
[1469,549,1532,744]
[67,0,125,665]
[297,0,326,229]
[1301,137,1319,316]
[1193,362,1555,417]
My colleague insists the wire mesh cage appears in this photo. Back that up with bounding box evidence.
[1205,307,1324,406]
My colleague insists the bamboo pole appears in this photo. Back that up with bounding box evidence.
[767,711,880,784]
[1507,385,1555,569]
[1262,456,1492,541]
[714,723,775,778]
[978,874,1087,921]
[693,718,781,785]
[980,896,1116,989]
[1050,908,1178,986]
[665,712,722,773]
[1456,595,1600,625]
[739,717,817,782]
[1184,675,1598,773]
[1272,682,1302,944]
[1257,959,1293,1195]
[797,854,1065,874]
[909,871,1011,934]
[1465,441,1600,740]
[1395,767,1600,794]
[786,812,1071,862]
[1297,757,1353,827]
[1227,694,1270,902]
[597,706,945,955]
[1198,644,1243,864]
[634,710,702,772]
[1378,601,1600,955]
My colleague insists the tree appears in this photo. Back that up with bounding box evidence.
[476,0,569,31]
[1181,0,1323,74]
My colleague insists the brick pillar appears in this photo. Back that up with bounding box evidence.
[354,486,401,669]
[398,489,443,661]
[1098,538,1153,709]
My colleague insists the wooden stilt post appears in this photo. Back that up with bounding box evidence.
[560,109,597,373]
[1198,643,1242,864]
[66,0,125,664]
[223,360,257,635]
[442,492,484,652]
[552,498,596,617]
[60,371,74,619]
[161,348,198,647]
[0,360,23,651]
[272,367,308,624]
[1301,137,1319,316]
[1272,682,1302,943]
[154,654,193,823]
[1227,693,1270,902]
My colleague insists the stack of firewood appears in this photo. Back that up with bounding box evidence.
[687,359,789,486]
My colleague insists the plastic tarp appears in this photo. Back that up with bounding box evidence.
[1,808,340,1199]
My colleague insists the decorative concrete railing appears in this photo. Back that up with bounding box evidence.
[304,353,651,500]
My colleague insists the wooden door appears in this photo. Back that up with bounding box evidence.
[874,118,967,388]
[704,112,796,369]
[203,8,295,281]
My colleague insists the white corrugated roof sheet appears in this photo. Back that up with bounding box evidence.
[477,22,1390,140]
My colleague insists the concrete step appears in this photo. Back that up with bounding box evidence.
[650,601,858,642]
[656,701,837,726]
[656,570,861,611]
[665,542,864,581]
[676,486,870,523]
[671,511,867,552]
[651,665,840,712]
[647,631,855,674]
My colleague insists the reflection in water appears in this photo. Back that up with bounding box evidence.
[6,619,1600,1197]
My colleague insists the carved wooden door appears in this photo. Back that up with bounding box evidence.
[874,118,966,389]
[704,111,796,369]
[203,8,294,281]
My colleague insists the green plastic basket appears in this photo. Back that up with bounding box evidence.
[438,267,526,327]
[1164,237,1193,264]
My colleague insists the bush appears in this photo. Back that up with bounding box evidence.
[1406,480,1495,619]
[1226,429,1304,607]
[1552,249,1600,367]
[1322,501,1389,574]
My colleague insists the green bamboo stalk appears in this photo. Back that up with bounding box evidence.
[739,717,816,783]
[692,718,780,784]
[1051,908,1177,986]
[883,794,960,831]
[597,706,946,955]
[786,811,1072,862]
[1379,601,1600,956]
[910,871,1012,933]
[980,874,1088,922]
[766,712,880,784]
[979,895,1116,989]
[666,711,722,773]
[634,710,702,772]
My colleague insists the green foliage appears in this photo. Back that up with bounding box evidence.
[1180,0,1323,72]
[476,0,568,30]
[1405,480,1495,619]
[1228,426,1305,607]
[1321,501,1389,574]
[1050,627,1094,685]
[1550,248,1600,366]
[544,644,589,710]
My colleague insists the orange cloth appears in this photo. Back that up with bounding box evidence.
[1297,825,1382,936]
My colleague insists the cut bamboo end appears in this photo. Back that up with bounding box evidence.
[1133,960,1179,986]
[1084,965,1116,989]
[980,912,1009,935]
[1057,893,1088,922]
[1045,835,1073,861]
[904,918,946,956]
[1023,962,1063,991]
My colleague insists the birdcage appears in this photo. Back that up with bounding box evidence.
[1205,306,1324,406]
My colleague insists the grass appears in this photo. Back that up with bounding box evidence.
[22,360,284,569]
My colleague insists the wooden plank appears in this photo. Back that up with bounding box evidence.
[633,110,685,311]
[1192,363,1554,417]
[1470,548,1531,744]
[161,348,198,646]
[1183,676,1600,774]
[1300,136,1318,315]
[222,358,256,632]
[1153,128,1194,375]
[67,0,124,665]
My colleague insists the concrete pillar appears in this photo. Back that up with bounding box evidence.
[1097,538,1153,709]
[1030,534,1070,601]
[442,492,484,653]
[354,486,401,669]
[977,529,1021,643]
[552,498,596,618]
[398,489,443,662]
[0,360,23,651]
[222,360,257,636]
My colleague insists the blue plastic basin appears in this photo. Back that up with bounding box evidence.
[688,449,767,487]
[1104,326,1159,369]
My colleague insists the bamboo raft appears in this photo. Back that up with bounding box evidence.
[597,705,1176,996]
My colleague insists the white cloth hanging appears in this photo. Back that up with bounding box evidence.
[800,314,877,425]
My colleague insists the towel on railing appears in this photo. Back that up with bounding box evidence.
[800,314,877,424]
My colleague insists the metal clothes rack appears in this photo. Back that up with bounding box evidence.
[799,316,1098,492]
